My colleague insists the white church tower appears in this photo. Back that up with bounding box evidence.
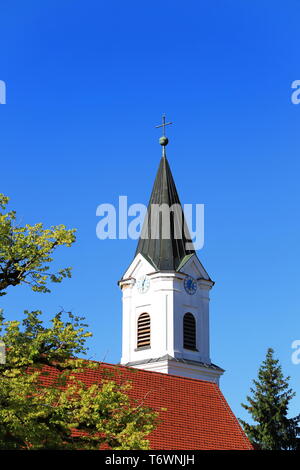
[118,116,224,384]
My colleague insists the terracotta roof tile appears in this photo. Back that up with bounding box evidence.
[39,361,253,450]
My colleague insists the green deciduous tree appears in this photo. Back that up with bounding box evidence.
[0,193,76,295]
[240,348,300,450]
[0,194,158,449]
[0,309,158,450]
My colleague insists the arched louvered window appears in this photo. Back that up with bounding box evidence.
[183,313,196,350]
[137,313,151,349]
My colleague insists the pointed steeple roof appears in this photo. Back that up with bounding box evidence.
[135,149,195,271]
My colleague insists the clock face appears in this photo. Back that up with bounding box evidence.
[184,276,197,295]
[136,275,150,294]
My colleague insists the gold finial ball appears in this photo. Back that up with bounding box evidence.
[159,136,169,146]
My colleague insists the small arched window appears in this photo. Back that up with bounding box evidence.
[183,313,196,350]
[137,313,151,349]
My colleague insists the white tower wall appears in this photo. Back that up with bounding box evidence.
[119,253,224,384]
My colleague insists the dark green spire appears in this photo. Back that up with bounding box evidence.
[135,154,195,271]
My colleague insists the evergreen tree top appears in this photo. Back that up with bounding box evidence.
[240,348,300,450]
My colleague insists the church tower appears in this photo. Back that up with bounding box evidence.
[118,116,224,384]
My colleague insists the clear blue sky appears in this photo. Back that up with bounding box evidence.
[0,1,300,423]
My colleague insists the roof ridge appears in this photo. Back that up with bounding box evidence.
[75,358,221,387]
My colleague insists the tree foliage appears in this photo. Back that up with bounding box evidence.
[0,309,158,450]
[240,348,300,450]
[0,193,76,296]
[0,194,158,449]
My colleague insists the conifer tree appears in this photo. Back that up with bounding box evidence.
[240,348,300,450]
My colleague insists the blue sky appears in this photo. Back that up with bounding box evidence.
[0,1,300,423]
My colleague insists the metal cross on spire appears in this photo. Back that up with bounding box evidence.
[155,114,173,136]
[155,114,173,157]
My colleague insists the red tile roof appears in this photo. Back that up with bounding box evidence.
[40,361,253,450]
